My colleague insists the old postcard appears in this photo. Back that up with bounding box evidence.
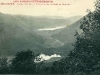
[0,0,100,74]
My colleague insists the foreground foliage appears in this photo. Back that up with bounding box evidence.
[0,0,100,74]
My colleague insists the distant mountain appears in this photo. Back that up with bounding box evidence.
[33,18,84,56]
[0,12,83,57]
[0,13,71,29]
[0,13,82,29]
[35,16,82,48]
[0,13,69,56]
[0,13,46,56]
[51,18,83,43]
[51,18,84,55]
[35,15,82,21]
[68,16,83,23]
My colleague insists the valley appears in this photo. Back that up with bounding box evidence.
[0,12,82,62]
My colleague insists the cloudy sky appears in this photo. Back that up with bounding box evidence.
[0,0,96,17]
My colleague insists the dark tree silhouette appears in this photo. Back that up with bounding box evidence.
[68,0,100,74]
[0,57,9,74]
[11,49,36,74]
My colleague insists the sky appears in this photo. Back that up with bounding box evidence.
[0,0,96,17]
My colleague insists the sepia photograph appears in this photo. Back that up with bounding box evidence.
[0,0,100,74]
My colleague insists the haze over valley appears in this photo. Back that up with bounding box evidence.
[0,12,83,62]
